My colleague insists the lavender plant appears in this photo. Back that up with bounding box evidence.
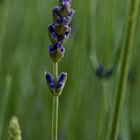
[45,0,74,140]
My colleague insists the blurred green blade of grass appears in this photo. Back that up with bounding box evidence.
[0,76,12,139]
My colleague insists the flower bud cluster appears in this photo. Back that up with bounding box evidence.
[48,0,74,62]
[46,0,74,96]
[45,72,67,96]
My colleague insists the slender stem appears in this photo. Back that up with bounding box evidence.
[107,0,140,140]
[51,96,59,140]
[53,63,58,80]
[51,62,59,140]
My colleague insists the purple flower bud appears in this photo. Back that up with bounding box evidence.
[50,83,55,89]
[60,0,72,2]
[58,27,71,44]
[48,24,58,43]
[59,0,71,8]
[69,8,74,17]
[64,8,75,24]
[57,82,63,89]
[49,42,65,62]
[53,7,61,22]
[65,27,71,35]
[58,72,67,83]
[56,72,67,93]
[57,17,68,25]
[48,24,54,33]
[45,72,55,93]
[59,45,65,53]
[45,72,54,84]
[49,42,65,54]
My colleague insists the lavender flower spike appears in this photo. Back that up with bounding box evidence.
[46,0,74,139]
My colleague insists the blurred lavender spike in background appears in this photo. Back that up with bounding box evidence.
[96,64,104,77]
[105,67,113,78]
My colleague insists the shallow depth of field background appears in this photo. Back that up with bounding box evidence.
[0,0,140,139]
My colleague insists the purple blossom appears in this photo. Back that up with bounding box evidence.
[56,72,67,91]
[45,72,55,91]
[48,41,65,54]
[58,72,67,83]
[57,82,63,89]
[45,72,67,94]
[59,0,72,8]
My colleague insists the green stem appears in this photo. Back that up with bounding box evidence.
[51,96,59,140]
[53,63,58,80]
[107,0,140,140]
[51,63,59,140]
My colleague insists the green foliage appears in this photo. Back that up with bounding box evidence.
[0,0,140,139]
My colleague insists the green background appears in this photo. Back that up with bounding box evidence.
[0,0,140,139]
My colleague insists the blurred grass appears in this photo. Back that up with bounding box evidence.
[0,0,140,140]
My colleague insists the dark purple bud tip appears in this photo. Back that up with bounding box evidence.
[57,17,68,25]
[53,7,61,22]
[56,72,67,94]
[45,72,54,85]
[48,24,59,43]
[49,45,56,53]
[58,45,65,54]
[96,64,104,77]
[48,24,54,33]
[50,83,55,89]
[59,34,66,42]
[69,8,75,16]
[58,27,71,44]
[48,42,59,53]
[60,0,71,7]
[58,72,67,83]
[60,0,71,2]
[105,67,113,78]
[53,6,59,14]
[57,82,63,89]
[65,27,71,35]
